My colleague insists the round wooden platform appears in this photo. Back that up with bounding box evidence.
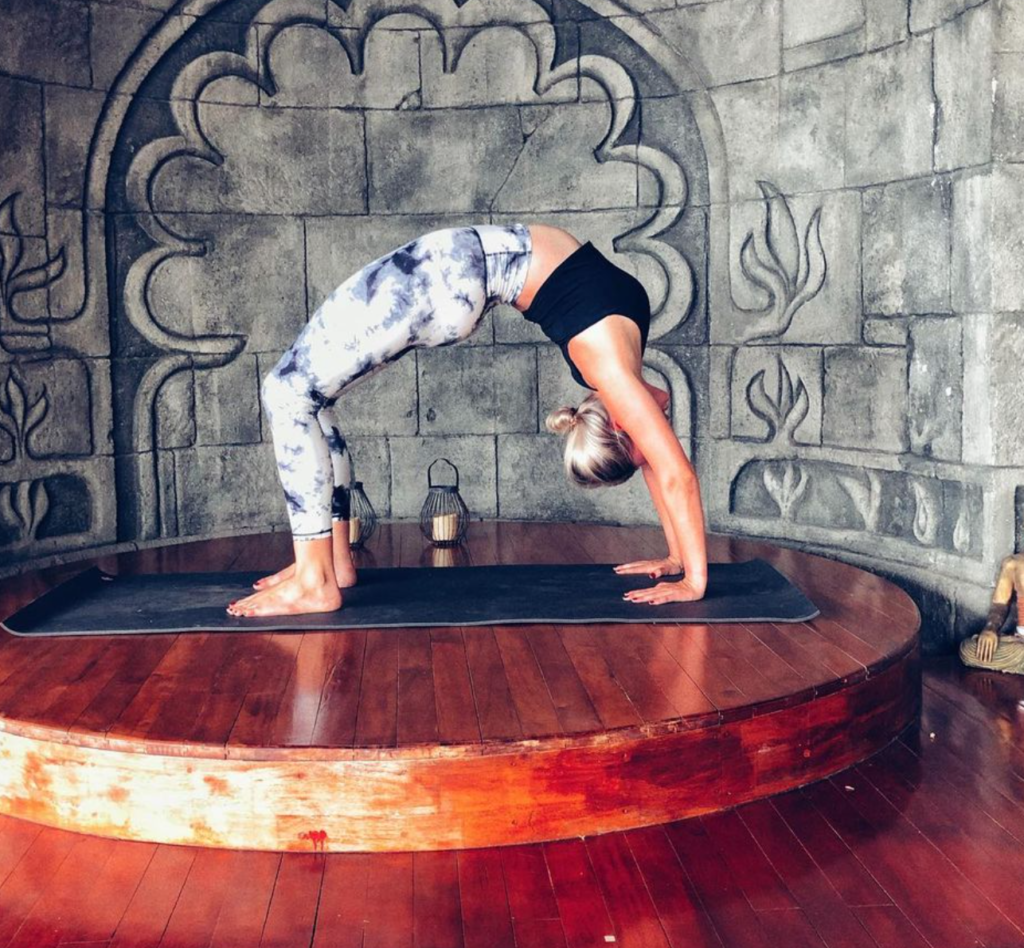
[0,523,920,853]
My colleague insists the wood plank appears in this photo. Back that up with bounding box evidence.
[501,844,560,924]
[306,631,368,748]
[312,854,369,948]
[107,845,196,948]
[458,849,515,948]
[0,828,79,946]
[206,852,280,948]
[664,818,774,948]
[803,776,1023,948]
[431,628,480,744]
[770,791,892,909]
[736,799,879,948]
[544,839,617,948]
[397,630,439,746]
[623,826,724,948]
[586,832,672,948]
[363,853,413,948]
[492,627,563,739]
[556,625,643,730]
[700,810,795,912]
[851,906,932,948]
[259,854,324,948]
[413,851,464,948]
[157,849,244,947]
[0,817,40,889]
[354,630,400,747]
[463,627,522,741]
[523,626,602,735]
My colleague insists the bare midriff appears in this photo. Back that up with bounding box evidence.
[512,224,582,311]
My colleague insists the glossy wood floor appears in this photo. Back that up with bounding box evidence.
[0,657,1018,948]
[0,523,919,851]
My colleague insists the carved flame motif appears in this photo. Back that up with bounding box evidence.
[0,193,67,354]
[762,461,808,520]
[0,369,49,464]
[745,356,809,444]
[737,181,826,344]
[0,479,49,542]
[836,470,882,533]
[911,481,938,546]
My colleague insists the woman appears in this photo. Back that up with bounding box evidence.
[227,223,706,617]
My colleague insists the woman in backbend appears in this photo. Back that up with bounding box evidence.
[227,223,707,617]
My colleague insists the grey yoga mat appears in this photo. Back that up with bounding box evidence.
[1,561,818,636]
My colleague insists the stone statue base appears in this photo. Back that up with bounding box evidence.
[960,633,1024,675]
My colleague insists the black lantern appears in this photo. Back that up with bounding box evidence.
[419,458,469,547]
[336,481,377,549]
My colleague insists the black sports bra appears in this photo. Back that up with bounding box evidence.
[522,242,651,389]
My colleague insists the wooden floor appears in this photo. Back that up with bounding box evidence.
[0,657,1018,948]
[0,523,918,851]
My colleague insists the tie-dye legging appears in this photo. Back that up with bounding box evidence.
[261,224,531,540]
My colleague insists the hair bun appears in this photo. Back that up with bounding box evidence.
[545,405,578,435]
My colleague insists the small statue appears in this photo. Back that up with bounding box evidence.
[960,554,1024,674]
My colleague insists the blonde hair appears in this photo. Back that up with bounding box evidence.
[545,393,638,488]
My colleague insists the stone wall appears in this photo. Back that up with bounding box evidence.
[0,0,1020,651]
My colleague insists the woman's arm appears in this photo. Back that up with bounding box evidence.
[593,366,708,603]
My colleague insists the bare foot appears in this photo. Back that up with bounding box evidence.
[254,560,358,591]
[228,574,342,618]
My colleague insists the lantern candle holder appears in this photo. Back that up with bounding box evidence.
[339,481,377,549]
[419,458,470,547]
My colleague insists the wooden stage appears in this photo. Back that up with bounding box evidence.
[0,523,920,853]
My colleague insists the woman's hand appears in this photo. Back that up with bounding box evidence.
[623,577,706,605]
[614,557,682,579]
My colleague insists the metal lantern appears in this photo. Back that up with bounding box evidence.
[419,458,470,547]
[345,481,378,548]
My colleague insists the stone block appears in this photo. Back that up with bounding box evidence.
[863,177,951,315]
[419,346,537,435]
[152,104,366,215]
[646,1,782,88]
[345,436,391,519]
[783,31,866,72]
[389,435,497,519]
[155,369,195,450]
[864,316,910,346]
[0,357,94,460]
[783,0,865,47]
[368,108,523,215]
[45,210,111,358]
[778,64,846,194]
[263,23,420,109]
[90,2,166,92]
[577,15,678,100]
[866,0,910,48]
[146,213,306,353]
[44,86,105,209]
[0,75,44,236]
[952,165,1024,312]
[422,24,577,107]
[995,52,1024,160]
[844,39,934,187]
[934,4,995,171]
[0,231,49,328]
[730,346,823,445]
[175,442,288,535]
[963,313,1024,465]
[332,354,418,437]
[497,433,657,524]
[823,347,908,452]
[998,0,1024,51]
[492,101,640,213]
[636,95,711,208]
[709,78,780,204]
[657,345,711,443]
[194,355,262,446]
[911,0,987,32]
[537,343,593,419]
[0,0,90,86]
[721,188,861,345]
[907,316,962,460]
[708,346,732,438]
